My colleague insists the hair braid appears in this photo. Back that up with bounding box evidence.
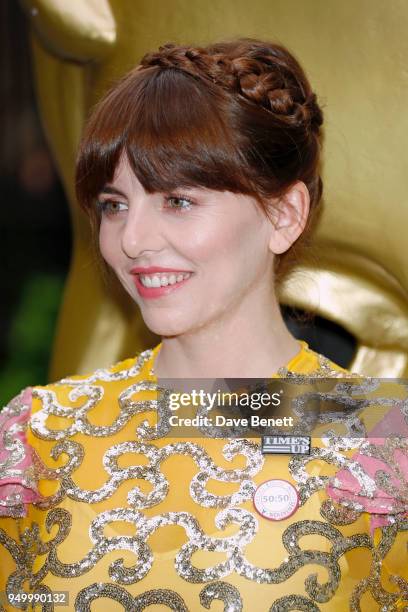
[140,40,323,135]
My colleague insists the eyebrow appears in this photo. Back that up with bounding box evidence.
[99,185,127,198]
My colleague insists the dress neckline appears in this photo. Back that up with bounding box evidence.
[147,340,310,378]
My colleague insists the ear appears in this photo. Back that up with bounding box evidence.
[267,181,310,255]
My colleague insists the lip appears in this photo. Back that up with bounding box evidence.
[132,271,193,300]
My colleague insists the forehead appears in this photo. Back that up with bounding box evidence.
[109,154,141,190]
[77,67,262,212]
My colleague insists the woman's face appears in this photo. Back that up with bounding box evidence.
[98,154,276,337]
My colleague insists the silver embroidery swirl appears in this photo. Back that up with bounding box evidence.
[199,582,243,611]
[75,584,188,611]
[31,381,179,442]
[289,446,377,506]
[359,437,408,513]
[319,499,362,525]
[32,440,263,509]
[269,594,320,611]
[188,439,263,507]
[45,508,257,584]
[0,390,36,495]
[31,382,158,440]
[60,349,154,385]
[350,524,406,610]
[0,404,30,474]
[47,508,151,583]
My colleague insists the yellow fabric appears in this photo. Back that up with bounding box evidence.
[0,341,406,611]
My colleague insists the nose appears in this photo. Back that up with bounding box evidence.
[120,199,163,259]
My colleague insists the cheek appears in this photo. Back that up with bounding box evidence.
[215,217,270,288]
[180,216,267,304]
[191,215,266,272]
[182,215,250,264]
[99,223,118,265]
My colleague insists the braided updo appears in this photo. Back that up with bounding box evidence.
[76,38,324,281]
[141,41,322,135]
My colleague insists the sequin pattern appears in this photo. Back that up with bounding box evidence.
[0,346,407,611]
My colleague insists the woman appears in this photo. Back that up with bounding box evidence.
[1,39,406,611]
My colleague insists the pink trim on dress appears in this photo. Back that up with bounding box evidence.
[327,404,408,534]
[0,387,40,517]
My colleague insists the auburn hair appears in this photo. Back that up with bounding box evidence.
[76,38,324,282]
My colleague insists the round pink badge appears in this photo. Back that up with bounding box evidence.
[253,479,299,521]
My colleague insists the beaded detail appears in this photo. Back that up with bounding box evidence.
[0,346,406,610]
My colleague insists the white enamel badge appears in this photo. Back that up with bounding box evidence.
[253,479,300,521]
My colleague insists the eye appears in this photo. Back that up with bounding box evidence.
[97,200,128,216]
[164,194,195,212]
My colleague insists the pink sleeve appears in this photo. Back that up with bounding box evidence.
[326,404,408,534]
[0,387,40,518]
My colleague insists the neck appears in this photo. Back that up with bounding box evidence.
[153,284,300,378]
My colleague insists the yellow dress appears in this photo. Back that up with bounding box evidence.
[0,341,407,611]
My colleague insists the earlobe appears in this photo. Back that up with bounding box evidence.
[267,181,310,255]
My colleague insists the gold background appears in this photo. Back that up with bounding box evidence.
[21,0,408,377]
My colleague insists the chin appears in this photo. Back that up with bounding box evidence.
[141,312,192,337]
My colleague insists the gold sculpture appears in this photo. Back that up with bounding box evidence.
[21,0,408,377]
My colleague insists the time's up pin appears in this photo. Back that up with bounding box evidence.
[254,437,308,520]
[261,435,311,455]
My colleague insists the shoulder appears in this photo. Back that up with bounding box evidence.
[1,345,158,428]
[0,387,37,517]
[25,347,159,422]
[46,348,155,386]
[0,346,157,518]
[3,345,158,416]
[280,340,357,378]
[30,346,157,395]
